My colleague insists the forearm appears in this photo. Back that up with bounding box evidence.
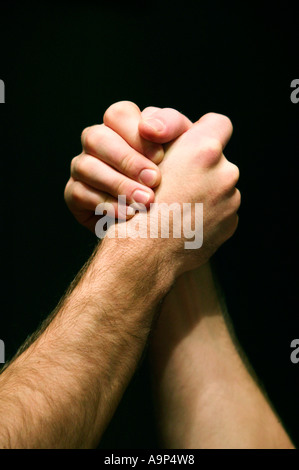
[0,235,176,448]
[150,264,294,449]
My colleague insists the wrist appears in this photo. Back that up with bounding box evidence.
[103,208,192,275]
[95,225,178,304]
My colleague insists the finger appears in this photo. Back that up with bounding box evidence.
[64,178,131,221]
[71,155,155,207]
[81,124,161,187]
[169,112,234,167]
[141,106,161,117]
[103,101,164,164]
[139,107,193,143]
[195,112,233,150]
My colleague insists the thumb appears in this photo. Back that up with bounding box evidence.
[139,107,193,144]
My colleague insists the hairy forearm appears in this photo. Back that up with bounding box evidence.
[0,235,176,448]
[150,264,294,449]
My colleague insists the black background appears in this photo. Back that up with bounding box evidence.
[0,0,298,448]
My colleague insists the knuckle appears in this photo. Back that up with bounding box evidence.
[199,137,222,166]
[219,114,233,134]
[104,101,139,125]
[114,177,128,197]
[219,161,240,193]
[64,180,72,202]
[82,125,104,152]
[227,189,241,218]
[204,112,233,134]
[233,188,241,211]
[83,130,98,153]
[228,162,240,186]
[70,156,78,176]
[224,188,241,216]
[71,155,86,179]
[119,151,138,176]
[81,126,90,145]
[69,181,84,205]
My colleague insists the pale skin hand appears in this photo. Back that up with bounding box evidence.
[65,102,192,230]
[65,101,294,448]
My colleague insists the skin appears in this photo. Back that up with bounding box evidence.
[0,108,240,448]
[65,103,194,229]
[65,101,294,449]
[151,265,294,448]
[0,235,179,448]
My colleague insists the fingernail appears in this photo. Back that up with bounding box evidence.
[132,189,151,205]
[143,118,165,132]
[126,206,135,216]
[139,169,158,186]
[146,145,164,163]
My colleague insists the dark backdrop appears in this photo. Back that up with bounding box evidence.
[1,0,298,448]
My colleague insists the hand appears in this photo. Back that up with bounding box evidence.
[64,101,191,230]
[147,110,240,272]
[65,101,240,273]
